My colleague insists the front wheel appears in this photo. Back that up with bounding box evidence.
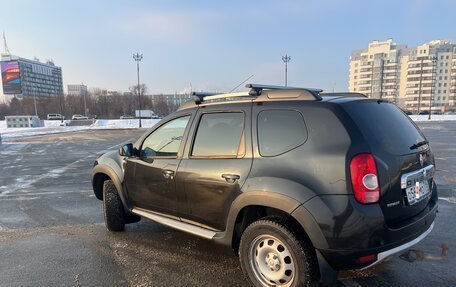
[239,217,319,287]
[103,180,125,231]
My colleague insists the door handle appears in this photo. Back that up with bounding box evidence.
[162,169,175,180]
[222,174,240,183]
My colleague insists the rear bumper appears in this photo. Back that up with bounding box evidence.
[294,188,438,271]
[316,200,437,270]
[360,221,434,270]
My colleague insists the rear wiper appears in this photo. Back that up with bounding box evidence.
[410,140,428,150]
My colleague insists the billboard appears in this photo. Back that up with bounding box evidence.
[1,61,22,94]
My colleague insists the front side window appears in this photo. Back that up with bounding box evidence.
[258,110,308,157]
[141,116,190,157]
[192,112,244,157]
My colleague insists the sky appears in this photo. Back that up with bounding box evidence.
[1,0,455,94]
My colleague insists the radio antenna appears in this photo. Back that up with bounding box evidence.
[2,32,11,55]
[229,74,254,93]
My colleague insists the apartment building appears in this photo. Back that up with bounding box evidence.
[349,39,456,113]
[349,39,408,105]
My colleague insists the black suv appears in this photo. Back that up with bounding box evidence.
[92,84,437,286]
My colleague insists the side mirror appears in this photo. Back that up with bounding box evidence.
[119,143,134,157]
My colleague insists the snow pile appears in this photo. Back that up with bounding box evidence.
[93,119,160,129]
[44,120,71,128]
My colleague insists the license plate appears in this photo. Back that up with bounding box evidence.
[405,180,430,205]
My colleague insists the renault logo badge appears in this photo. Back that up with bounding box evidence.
[419,154,424,167]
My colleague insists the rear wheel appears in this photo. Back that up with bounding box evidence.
[103,180,125,231]
[239,217,319,287]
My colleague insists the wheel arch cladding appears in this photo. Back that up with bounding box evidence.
[92,172,110,200]
[220,191,326,252]
[92,165,128,208]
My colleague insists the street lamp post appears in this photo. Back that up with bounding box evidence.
[82,83,87,117]
[133,53,143,128]
[428,56,437,120]
[417,58,424,114]
[282,54,291,86]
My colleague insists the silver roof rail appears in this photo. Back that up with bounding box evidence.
[246,83,323,96]
[320,92,367,98]
[192,92,220,104]
[191,83,324,105]
[193,91,252,104]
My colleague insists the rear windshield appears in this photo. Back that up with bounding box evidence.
[343,101,426,155]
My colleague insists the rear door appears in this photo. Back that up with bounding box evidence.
[176,103,253,231]
[343,101,435,225]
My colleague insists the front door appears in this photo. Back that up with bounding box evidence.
[125,115,192,214]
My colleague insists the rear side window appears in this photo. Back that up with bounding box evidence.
[258,110,308,157]
[192,112,244,157]
[343,101,426,155]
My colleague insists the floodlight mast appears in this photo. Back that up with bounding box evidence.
[133,53,143,128]
[282,54,291,86]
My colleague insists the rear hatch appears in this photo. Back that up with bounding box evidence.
[343,100,435,226]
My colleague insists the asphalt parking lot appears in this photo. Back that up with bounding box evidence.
[0,123,455,287]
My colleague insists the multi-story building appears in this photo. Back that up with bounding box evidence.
[161,93,193,107]
[67,84,88,96]
[349,39,408,105]
[349,39,456,113]
[148,93,193,108]
[148,93,194,115]
[1,54,63,102]
[405,40,456,113]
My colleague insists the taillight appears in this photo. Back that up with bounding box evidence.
[350,153,380,204]
[358,254,377,264]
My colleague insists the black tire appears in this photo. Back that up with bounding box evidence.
[103,180,125,231]
[239,217,319,287]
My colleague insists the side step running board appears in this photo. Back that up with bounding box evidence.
[132,208,217,240]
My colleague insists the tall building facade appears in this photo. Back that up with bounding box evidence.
[349,39,408,105]
[1,54,63,101]
[67,84,88,96]
[349,39,456,113]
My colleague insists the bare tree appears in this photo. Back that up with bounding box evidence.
[0,84,178,120]
[129,84,148,97]
[0,103,9,120]
[152,94,169,116]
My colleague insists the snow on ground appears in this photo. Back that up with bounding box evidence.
[0,115,455,142]
[409,115,456,122]
[0,119,160,142]
[94,119,160,129]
